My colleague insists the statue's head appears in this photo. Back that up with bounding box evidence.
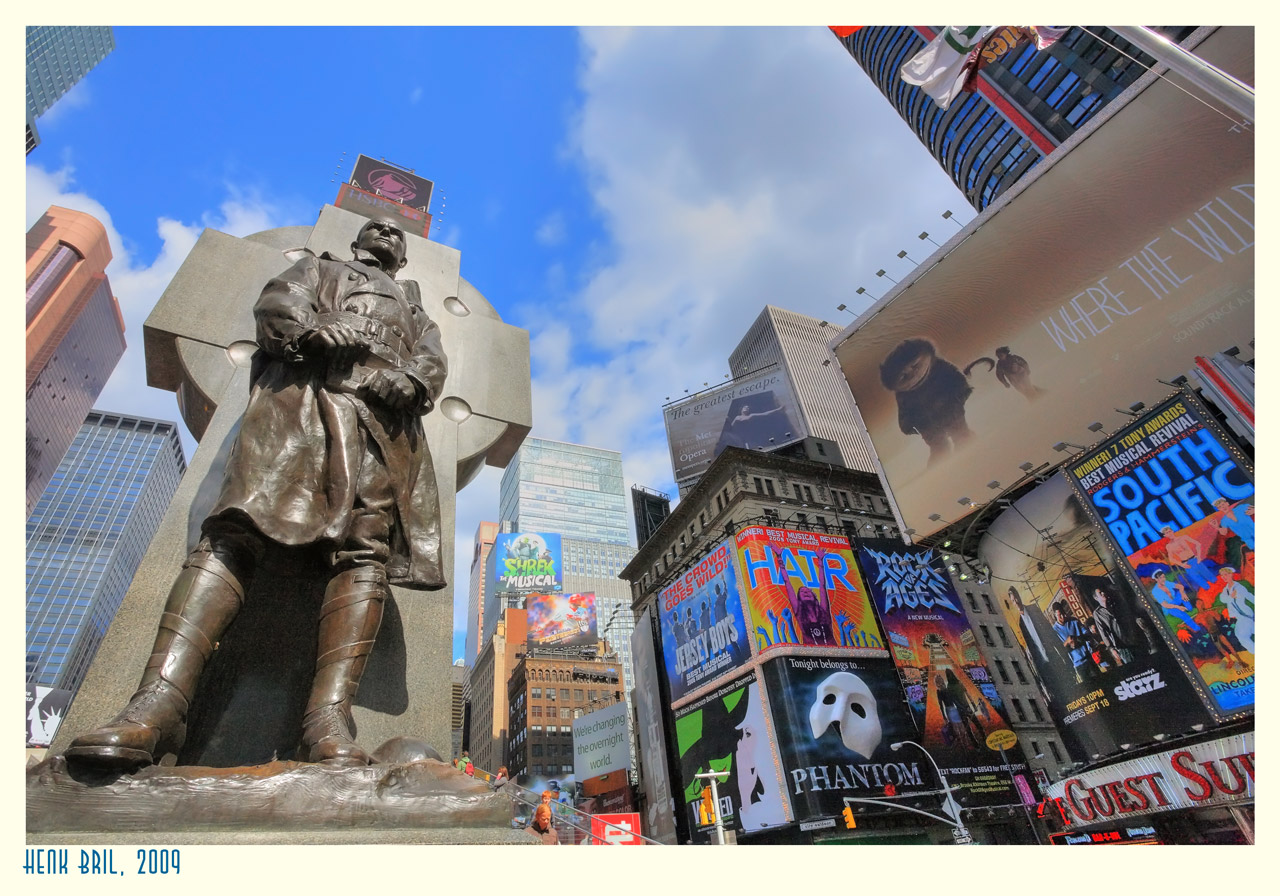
[353,217,408,273]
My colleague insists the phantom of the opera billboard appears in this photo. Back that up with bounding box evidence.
[857,539,1023,807]
[735,526,883,654]
[663,367,805,484]
[526,592,597,649]
[674,673,789,842]
[831,27,1253,540]
[1065,394,1254,716]
[349,154,434,211]
[978,475,1212,762]
[762,655,943,821]
[492,532,563,594]
[658,538,752,702]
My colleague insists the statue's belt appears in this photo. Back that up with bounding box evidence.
[315,310,414,368]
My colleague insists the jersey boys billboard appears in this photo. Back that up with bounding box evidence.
[734,526,882,654]
[979,475,1211,761]
[1065,394,1255,716]
[658,538,752,703]
[492,533,563,594]
[857,539,1021,807]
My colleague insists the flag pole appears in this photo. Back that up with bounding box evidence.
[1110,26,1254,123]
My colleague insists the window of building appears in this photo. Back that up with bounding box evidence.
[754,477,765,494]
[1012,660,1028,684]
[982,593,995,614]
[796,513,808,527]
[765,479,776,496]
[1030,700,1044,722]
[559,688,569,700]
[980,624,995,647]
[531,706,542,718]
[1048,741,1064,764]
[764,508,779,525]
[531,687,541,699]
[803,485,814,502]
[994,659,1010,683]
[546,690,556,701]
[532,744,543,756]
[532,725,543,733]
[560,708,572,719]
[966,593,979,613]
[560,726,572,734]
[1011,697,1027,721]
[574,689,584,701]
[588,689,598,701]
[1031,739,1042,759]
[997,627,1012,648]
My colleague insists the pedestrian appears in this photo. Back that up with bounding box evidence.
[492,765,509,789]
[525,804,559,844]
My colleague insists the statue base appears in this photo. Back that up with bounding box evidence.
[27,755,536,845]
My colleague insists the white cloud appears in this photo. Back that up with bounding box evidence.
[535,211,566,246]
[34,78,92,126]
[410,86,424,104]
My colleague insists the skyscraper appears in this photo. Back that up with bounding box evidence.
[27,206,127,516]
[837,26,1200,210]
[729,306,877,473]
[26,411,186,702]
[25,26,115,153]
[465,520,500,668]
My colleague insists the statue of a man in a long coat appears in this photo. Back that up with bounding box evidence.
[68,217,447,770]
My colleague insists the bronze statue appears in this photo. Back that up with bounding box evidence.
[67,217,448,771]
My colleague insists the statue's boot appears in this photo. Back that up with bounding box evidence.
[64,548,247,770]
[298,566,386,766]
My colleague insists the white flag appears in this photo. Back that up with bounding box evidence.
[900,26,1000,110]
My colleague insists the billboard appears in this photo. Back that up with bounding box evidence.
[526,592,596,649]
[588,812,644,845]
[349,154,434,211]
[734,525,883,654]
[1065,394,1255,715]
[762,655,941,821]
[572,700,630,780]
[26,685,72,747]
[831,27,1253,539]
[334,183,432,239]
[657,538,752,702]
[856,539,1021,807]
[673,673,788,842]
[492,532,563,594]
[630,607,679,843]
[978,475,1211,761]
[663,367,804,483]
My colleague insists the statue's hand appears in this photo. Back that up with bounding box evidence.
[302,321,367,365]
[363,369,418,411]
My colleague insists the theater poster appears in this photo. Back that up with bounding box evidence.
[673,673,788,842]
[857,539,1021,807]
[734,525,883,655]
[979,475,1212,762]
[761,655,945,823]
[658,538,752,703]
[1065,393,1255,717]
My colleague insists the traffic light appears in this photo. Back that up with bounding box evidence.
[701,786,716,824]
[841,804,857,829]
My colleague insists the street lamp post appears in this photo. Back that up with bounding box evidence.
[891,740,973,844]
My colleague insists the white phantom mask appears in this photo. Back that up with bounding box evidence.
[808,671,882,757]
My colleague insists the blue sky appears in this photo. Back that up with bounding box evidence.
[25,26,973,663]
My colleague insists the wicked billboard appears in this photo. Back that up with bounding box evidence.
[1065,394,1254,716]
[830,27,1252,540]
[978,475,1211,761]
[857,539,1021,807]
[492,532,563,594]
[734,525,883,655]
[762,655,943,822]
[658,538,752,702]
[673,672,788,842]
[663,367,805,484]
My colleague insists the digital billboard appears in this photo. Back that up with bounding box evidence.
[1065,394,1255,716]
[630,608,679,844]
[830,27,1253,539]
[978,475,1212,761]
[572,700,630,780]
[856,539,1021,807]
[658,538,752,702]
[492,532,563,594]
[734,526,883,654]
[349,154,433,211]
[761,655,941,821]
[26,685,72,747]
[526,592,596,649]
[334,183,432,239]
[673,673,788,842]
[663,367,804,483]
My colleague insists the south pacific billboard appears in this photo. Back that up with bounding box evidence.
[857,539,1021,807]
[1065,394,1255,716]
[978,475,1212,762]
[830,27,1253,540]
[658,538,752,702]
[526,591,596,649]
[734,526,883,654]
[674,673,789,842]
[492,532,563,594]
[663,367,804,484]
[762,655,943,822]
